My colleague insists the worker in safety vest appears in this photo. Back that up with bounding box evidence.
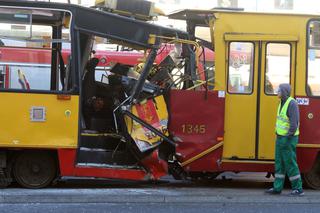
[265,83,304,196]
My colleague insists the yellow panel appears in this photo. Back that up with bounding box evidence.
[222,159,274,164]
[223,94,257,159]
[258,96,278,159]
[297,144,320,148]
[0,92,79,148]
[224,33,298,42]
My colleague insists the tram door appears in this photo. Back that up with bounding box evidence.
[223,35,297,160]
[258,41,296,160]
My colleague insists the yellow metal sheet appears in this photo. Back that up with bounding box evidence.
[0,93,79,149]
[224,33,298,42]
[297,144,320,148]
[221,159,274,164]
[223,94,257,159]
[257,96,278,159]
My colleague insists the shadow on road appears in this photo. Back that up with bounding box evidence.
[23,172,274,190]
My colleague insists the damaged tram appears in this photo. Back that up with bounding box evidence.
[0,0,216,188]
[1,1,320,190]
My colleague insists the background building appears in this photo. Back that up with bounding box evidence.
[38,0,320,13]
[150,0,320,13]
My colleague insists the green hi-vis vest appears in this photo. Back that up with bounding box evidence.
[276,97,299,136]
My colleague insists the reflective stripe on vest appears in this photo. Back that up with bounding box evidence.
[275,97,299,136]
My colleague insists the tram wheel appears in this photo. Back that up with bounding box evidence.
[303,155,320,190]
[13,151,57,189]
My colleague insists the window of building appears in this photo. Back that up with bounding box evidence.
[265,43,291,95]
[307,20,320,96]
[274,0,293,10]
[218,0,238,8]
[228,42,254,94]
[195,26,212,43]
[159,0,180,4]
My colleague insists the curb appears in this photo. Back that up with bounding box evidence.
[0,189,319,204]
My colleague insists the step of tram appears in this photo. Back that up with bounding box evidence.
[80,132,125,150]
[76,162,141,169]
[77,148,138,166]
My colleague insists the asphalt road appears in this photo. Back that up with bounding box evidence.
[0,203,320,213]
[0,172,319,213]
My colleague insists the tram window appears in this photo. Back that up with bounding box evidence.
[0,7,72,93]
[307,21,320,96]
[0,46,52,91]
[265,43,291,95]
[228,42,254,94]
[95,67,111,84]
[8,65,51,90]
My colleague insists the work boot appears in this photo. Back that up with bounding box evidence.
[265,188,281,195]
[289,189,304,196]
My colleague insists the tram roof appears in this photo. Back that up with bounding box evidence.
[169,9,320,26]
[0,0,189,49]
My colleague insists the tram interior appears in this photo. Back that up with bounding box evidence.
[77,33,188,167]
[0,5,211,168]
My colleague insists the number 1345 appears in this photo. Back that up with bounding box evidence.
[182,124,206,134]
